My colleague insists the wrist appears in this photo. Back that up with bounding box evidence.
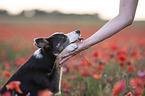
[78,41,90,52]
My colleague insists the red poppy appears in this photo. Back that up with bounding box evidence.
[124,92,133,96]
[79,60,86,67]
[111,79,126,96]
[6,81,23,94]
[15,58,26,65]
[81,69,89,77]
[119,61,124,68]
[97,64,103,72]
[133,87,144,96]
[62,82,69,88]
[1,91,12,96]
[127,65,136,73]
[92,51,101,58]
[3,71,12,77]
[117,53,127,61]
[130,78,143,88]
[92,72,102,79]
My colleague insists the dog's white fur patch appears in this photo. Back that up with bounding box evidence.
[66,43,78,52]
[66,31,80,43]
[33,49,43,58]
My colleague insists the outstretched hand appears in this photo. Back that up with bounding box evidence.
[58,41,85,67]
[59,47,80,67]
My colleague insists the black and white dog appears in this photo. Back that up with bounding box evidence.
[0,30,81,96]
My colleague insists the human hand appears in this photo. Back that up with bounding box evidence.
[58,41,85,67]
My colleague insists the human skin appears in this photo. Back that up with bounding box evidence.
[59,0,139,65]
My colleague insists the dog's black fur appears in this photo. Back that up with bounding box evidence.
[0,33,75,96]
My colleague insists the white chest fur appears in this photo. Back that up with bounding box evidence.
[33,49,43,58]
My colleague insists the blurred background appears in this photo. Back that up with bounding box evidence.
[0,0,145,96]
[0,0,145,46]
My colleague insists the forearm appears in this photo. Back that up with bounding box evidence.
[59,0,138,64]
[82,15,132,48]
[80,0,138,50]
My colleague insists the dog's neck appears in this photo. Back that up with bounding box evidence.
[33,48,56,59]
[25,49,56,73]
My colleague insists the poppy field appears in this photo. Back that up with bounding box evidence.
[0,22,145,96]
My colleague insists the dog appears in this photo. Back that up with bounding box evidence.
[0,30,82,96]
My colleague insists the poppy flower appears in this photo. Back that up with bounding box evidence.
[3,71,12,77]
[119,61,124,68]
[6,81,23,94]
[92,51,101,58]
[117,54,127,61]
[15,58,26,65]
[127,65,136,73]
[1,91,12,96]
[124,92,133,96]
[130,78,143,88]
[133,87,144,96]
[97,64,103,72]
[79,60,86,67]
[62,82,69,88]
[81,69,89,77]
[92,72,102,79]
[111,79,126,96]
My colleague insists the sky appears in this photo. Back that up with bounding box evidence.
[0,0,144,21]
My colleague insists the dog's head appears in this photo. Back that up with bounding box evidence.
[34,30,81,56]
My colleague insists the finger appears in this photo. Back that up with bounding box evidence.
[59,55,73,65]
[59,55,72,64]
[62,50,79,58]
[62,52,74,58]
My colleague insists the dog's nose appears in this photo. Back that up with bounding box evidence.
[75,30,80,35]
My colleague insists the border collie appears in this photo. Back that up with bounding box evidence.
[0,30,82,96]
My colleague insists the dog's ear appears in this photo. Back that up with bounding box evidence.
[34,38,50,48]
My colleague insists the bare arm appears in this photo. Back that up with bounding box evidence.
[59,0,138,65]
[79,0,138,51]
